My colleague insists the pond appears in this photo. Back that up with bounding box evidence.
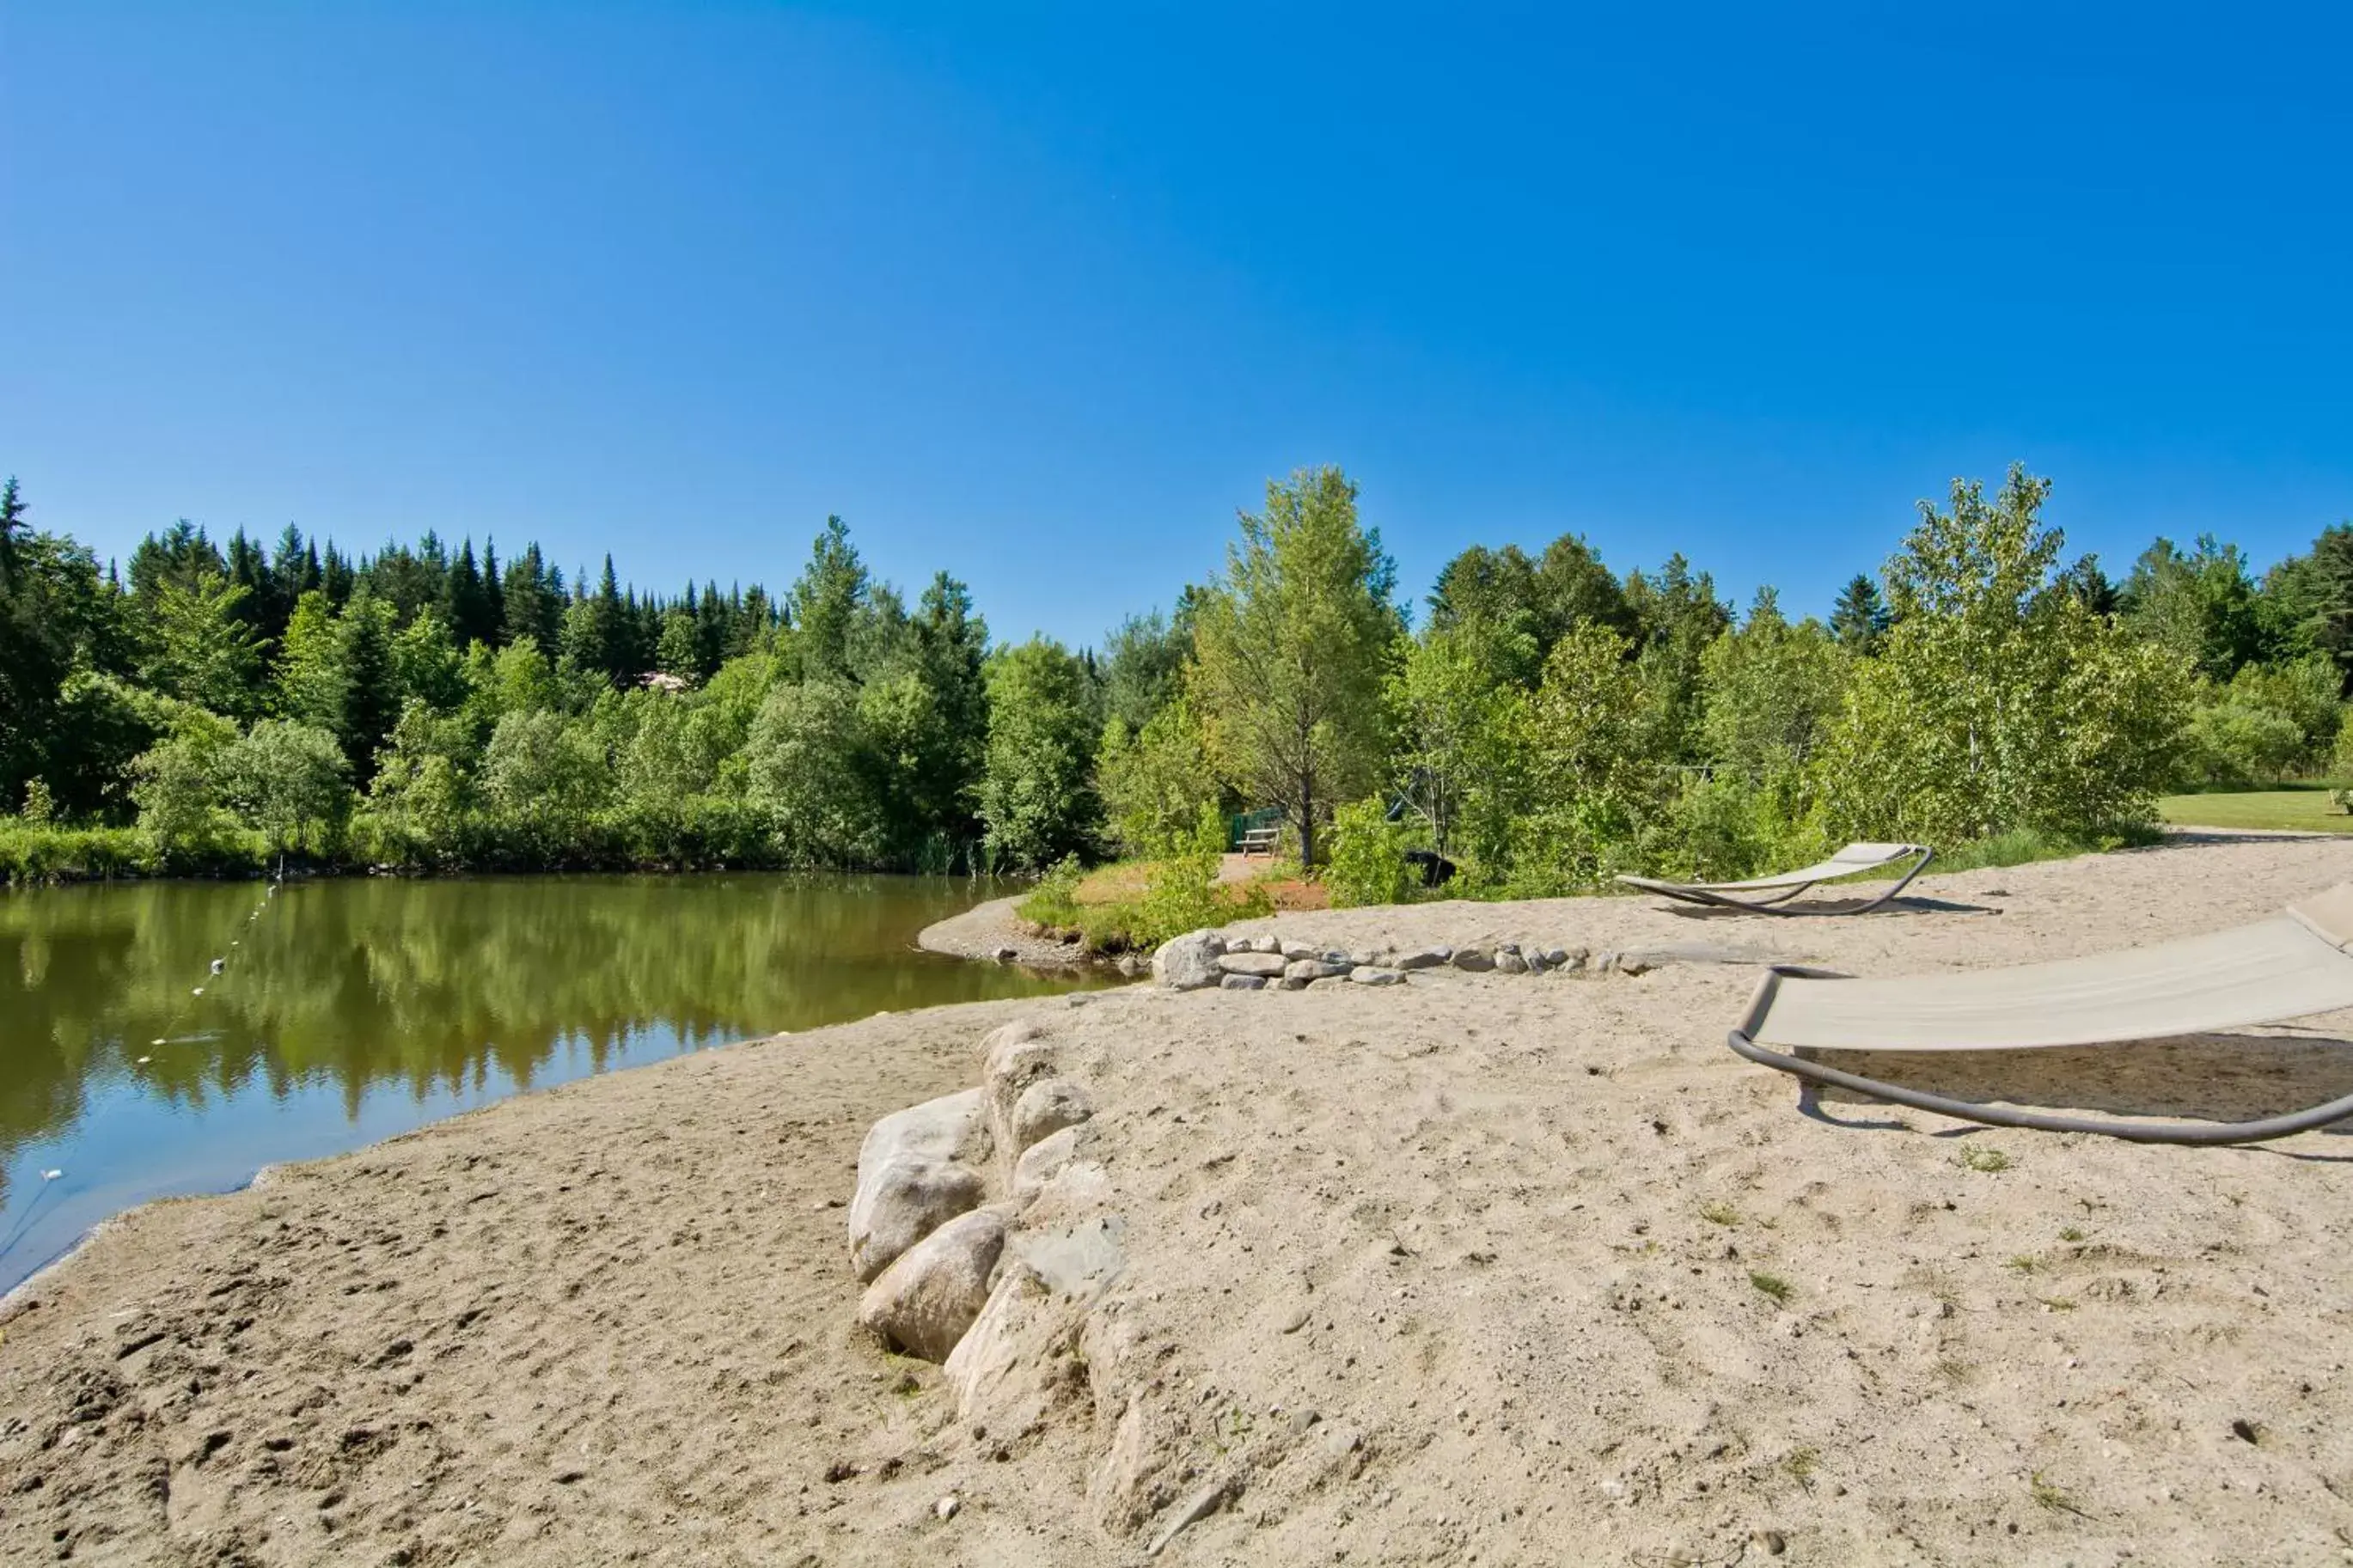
[0,874,1103,1295]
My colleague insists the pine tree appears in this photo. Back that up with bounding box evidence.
[1830,573,1893,653]
[444,539,494,649]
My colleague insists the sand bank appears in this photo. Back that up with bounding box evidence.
[7,834,2353,1564]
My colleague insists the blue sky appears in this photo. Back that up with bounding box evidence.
[3,3,2347,646]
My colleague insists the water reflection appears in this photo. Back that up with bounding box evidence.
[0,875,1095,1290]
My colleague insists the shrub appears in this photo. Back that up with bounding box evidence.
[1323,796,1417,908]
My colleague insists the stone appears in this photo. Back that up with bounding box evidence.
[1595,950,1620,973]
[1395,947,1452,972]
[849,1089,990,1281]
[936,1495,961,1522]
[1147,1476,1239,1558]
[1541,947,1572,967]
[1152,930,1227,990]
[1217,952,1288,978]
[1249,935,1285,955]
[850,1153,986,1283]
[1497,942,1522,956]
[1496,951,1529,974]
[991,945,1018,963]
[858,1210,1005,1362]
[1452,948,1495,973]
[1348,949,1380,967]
[1009,1077,1094,1158]
[1012,1126,1080,1201]
[1280,939,1317,961]
[944,1263,1085,1425]
[1279,976,1311,991]
[1617,956,1655,977]
[1307,974,1354,991]
[1220,973,1267,991]
[1348,967,1403,986]
[1011,1213,1128,1295]
[1283,957,1349,982]
[981,1022,1062,1170]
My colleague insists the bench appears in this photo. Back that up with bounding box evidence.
[1238,826,1282,857]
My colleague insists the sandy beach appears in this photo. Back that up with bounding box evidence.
[7,834,2353,1565]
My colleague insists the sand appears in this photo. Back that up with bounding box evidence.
[7,834,2353,1565]
[917,895,1097,970]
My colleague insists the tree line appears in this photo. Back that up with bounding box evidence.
[1,465,2349,892]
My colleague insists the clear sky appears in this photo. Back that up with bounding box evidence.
[4,3,2348,647]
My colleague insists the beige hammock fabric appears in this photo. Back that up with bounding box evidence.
[1728,883,2353,1144]
[1618,842,1933,915]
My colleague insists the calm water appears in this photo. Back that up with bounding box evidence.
[0,874,1102,1293]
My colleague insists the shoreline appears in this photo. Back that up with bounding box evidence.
[915,892,1108,970]
[9,836,2353,1562]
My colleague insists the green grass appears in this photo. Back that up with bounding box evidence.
[1959,1145,2014,1173]
[1748,1270,1793,1303]
[2159,784,2353,834]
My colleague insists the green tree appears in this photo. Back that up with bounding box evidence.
[1097,694,1220,858]
[217,720,352,853]
[392,607,468,712]
[1812,467,2195,844]
[1189,466,1401,866]
[743,680,880,865]
[787,517,868,682]
[479,710,612,856]
[978,638,1102,871]
[273,590,349,729]
[1506,622,1656,890]
[128,710,240,859]
[1101,608,1189,732]
[2119,534,2268,681]
[1386,621,1532,868]
[141,576,267,717]
[1829,573,1892,652]
[1699,593,1849,773]
[362,699,477,863]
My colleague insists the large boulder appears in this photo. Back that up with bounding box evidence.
[849,1154,986,1284]
[1010,1077,1094,1158]
[857,1209,1006,1362]
[848,1089,989,1282]
[1152,930,1226,990]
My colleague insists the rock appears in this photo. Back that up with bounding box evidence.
[1541,947,1572,967]
[1248,935,1285,955]
[991,945,1018,963]
[1147,1476,1239,1558]
[1348,949,1379,967]
[1348,967,1403,985]
[1595,950,1621,974]
[1217,952,1288,978]
[981,1023,1064,1175]
[944,1264,1083,1425]
[936,1495,961,1522]
[1395,947,1453,971]
[1152,930,1227,990]
[1496,951,1529,973]
[1618,956,1656,977]
[1012,1126,1080,1201]
[1115,953,1149,977]
[1009,1077,1094,1158]
[1452,948,1495,973]
[858,1210,1005,1362]
[849,1089,989,1280]
[1220,973,1267,991]
[1283,958,1349,982]
[1280,939,1317,961]
[1307,974,1354,991]
[1497,942,1521,956]
[1012,1214,1128,1295]
[849,1154,986,1283]
[1278,976,1311,991]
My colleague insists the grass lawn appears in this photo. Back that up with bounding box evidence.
[2159,784,2353,833]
